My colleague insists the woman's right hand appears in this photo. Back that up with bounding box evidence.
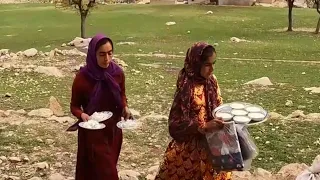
[200,118,224,133]
[81,113,90,121]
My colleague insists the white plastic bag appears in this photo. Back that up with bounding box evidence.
[296,156,320,180]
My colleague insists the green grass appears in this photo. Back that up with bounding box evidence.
[1,4,320,60]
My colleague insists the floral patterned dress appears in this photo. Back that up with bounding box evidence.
[155,84,232,180]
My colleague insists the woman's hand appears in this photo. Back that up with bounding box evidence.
[198,118,224,134]
[81,113,90,122]
[122,106,132,120]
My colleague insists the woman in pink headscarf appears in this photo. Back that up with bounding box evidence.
[68,34,131,180]
[155,42,232,180]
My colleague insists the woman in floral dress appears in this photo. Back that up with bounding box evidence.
[155,42,232,180]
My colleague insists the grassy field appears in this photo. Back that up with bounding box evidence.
[1,3,320,178]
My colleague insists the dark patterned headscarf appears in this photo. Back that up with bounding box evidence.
[169,42,220,142]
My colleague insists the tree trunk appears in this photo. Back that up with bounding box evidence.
[80,12,87,38]
[287,0,294,31]
[316,17,320,34]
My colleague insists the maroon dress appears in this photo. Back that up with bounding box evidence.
[70,70,127,180]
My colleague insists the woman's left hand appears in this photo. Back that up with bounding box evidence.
[122,106,132,120]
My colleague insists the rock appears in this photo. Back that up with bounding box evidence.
[48,116,75,123]
[285,100,293,107]
[4,93,11,97]
[118,170,141,180]
[206,10,213,14]
[113,58,128,69]
[130,109,141,118]
[232,171,252,179]
[230,37,247,43]
[63,48,86,56]
[8,176,20,180]
[55,162,62,168]
[0,156,7,161]
[0,49,9,55]
[277,163,308,179]
[298,105,306,109]
[244,77,273,86]
[28,177,42,180]
[304,87,320,94]
[140,113,168,121]
[213,43,219,46]
[306,113,320,120]
[68,37,91,48]
[28,108,53,118]
[146,174,156,180]
[268,112,284,120]
[49,96,64,116]
[8,157,21,163]
[148,165,159,175]
[23,48,38,57]
[287,110,306,119]
[23,157,30,162]
[116,42,136,45]
[165,21,176,26]
[49,50,55,58]
[253,168,272,178]
[48,173,64,180]
[15,109,27,115]
[61,43,67,47]
[34,66,64,77]
[35,162,49,170]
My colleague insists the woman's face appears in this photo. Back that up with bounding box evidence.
[96,42,113,69]
[200,52,216,79]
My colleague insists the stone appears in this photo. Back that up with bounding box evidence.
[34,66,64,77]
[306,113,320,120]
[113,58,128,69]
[55,162,62,168]
[0,156,7,161]
[206,10,213,14]
[4,93,11,97]
[8,176,20,180]
[15,109,27,115]
[49,96,64,116]
[253,168,272,178]
[61,43,67,47]
[0,49,9,55]
[118,170,141,180]
[23,48,38,57]
[130,109,141,118]
[48,173,65,180]
[35,162,49,170]
[146,174,156,180]
[116,42,136,45]
[268,112,284,120]
[304,87,320,94]
[277,163,308,179]
[63,48,86,56]
[68,37,91,48]
[8,157,21,163]
[232,171,252,179]
[28,108,53,118]
[298,105,306,109]
[28,177,42,180]
[48,116,75,123]
[244,77,273,86]
[287,110,306,119]
[23,157,30,162]
[49,50,55,58]
[165,21,176,26]
[285,100,293,107]
[148,165,159,174]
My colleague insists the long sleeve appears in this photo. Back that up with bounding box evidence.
[119,72,128,107]
[70,73,84,119]
[168,98,201,142]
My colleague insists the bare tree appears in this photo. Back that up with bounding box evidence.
[58,0,96,38]
[315,0,320,33]
[287,0,295,31]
